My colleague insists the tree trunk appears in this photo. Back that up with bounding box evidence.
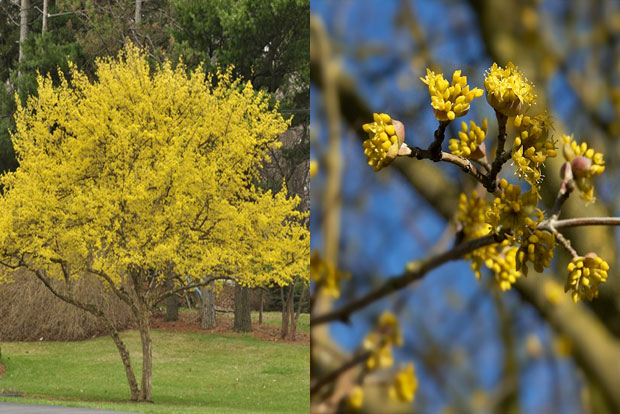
[41,0,48,33]
[138,309,153,402]
[290,284,307,341]
[258,289,263,325]
[19,0,29,66]
[109,326,141,401]
[233,283,252,332]
[164,277,178,322]
[200,284,216,329]
[134,0,142,24]
[281,281,296,338]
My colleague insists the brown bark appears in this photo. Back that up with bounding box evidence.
[200,283,216,329]
[233,283,252,332]
[281,281,296,338]
[258,289,264,325]
[134,0,142,25]
[138,309,152,402]
[290,284,307,341]
[164,276,178,322]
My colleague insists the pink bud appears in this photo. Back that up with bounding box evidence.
[571,156,592,176]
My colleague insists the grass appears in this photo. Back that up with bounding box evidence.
[0,326,308,413]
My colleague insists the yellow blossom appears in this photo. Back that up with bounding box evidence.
[347,386,364,409]
[389,363,418,403]
[377,311,403,346]
[457,192,520,290]
[487,179,542,238]
[309,160,318,177]
[362,113,404,171]
[365,343,394,370]
[484,62,536,116]
[565,253,609,302]
[561,135,605,203]
[480,245,521,291]
[420,69,484,121]
[511,114,556,189]
[448,118,487,159]
[516,228,555,276]
[543,280,566,305]
[310,251,350,298]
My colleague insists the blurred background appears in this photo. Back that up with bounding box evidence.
[310,0,620,413]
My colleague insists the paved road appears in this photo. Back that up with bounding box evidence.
[0,403,132,413]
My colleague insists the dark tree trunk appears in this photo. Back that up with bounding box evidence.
[280,286,289,338]
[164,277,178,322]
[258,289,264,325]
[233,283,252,332]
[200,283,216,329]
[290,284,307,341]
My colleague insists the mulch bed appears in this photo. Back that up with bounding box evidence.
[150,311,309,345]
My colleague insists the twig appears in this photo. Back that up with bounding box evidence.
[404,146,488,184]
[310,351,372,397]
[311,233,503,325]
[550,162,575,218]
[483,110,509,192]
[312,215,620,326]
[428,120,451,161]
[552,217,620,229]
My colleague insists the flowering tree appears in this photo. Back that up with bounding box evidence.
[0,43,308,402]
[310,12,620,413]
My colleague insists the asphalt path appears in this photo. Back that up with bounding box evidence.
[0,403,132,413]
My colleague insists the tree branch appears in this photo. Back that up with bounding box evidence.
[311,233,503,325]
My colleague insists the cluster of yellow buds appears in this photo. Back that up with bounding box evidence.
[347,386,364,409]
[362,311,403,371]
[310,251,350,298]
[420,69,483,121]
[448,119,488,159]
[561,135,605,203]
[516,229,555,276]
[389,363,418,403]
[362,113,405,171]
[487,179,542,238]
[474,244,521,291]
[484,62,536,116]
[457,191,491,239]
[565,253,609,302]
[457,192,521,290]
[511,114,557,189]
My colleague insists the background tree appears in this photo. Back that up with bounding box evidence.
[0,44,306,402]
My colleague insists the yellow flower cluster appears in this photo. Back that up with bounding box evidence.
[487,179,542,238]
[347,385,364,409]
[389,363,418,403]
[561,135,605,203]
[457,191,491,239]
[309,160,318,178]
[362,113,404,171]
[448,119,488,159]
[363,311,402,370]
[420,69,484,121]
[484,62,536,116]
[516,229,555,276]
[457,192,521,290]
[565,253,609,302]
[511,114,556,189]
[310,251,350,298]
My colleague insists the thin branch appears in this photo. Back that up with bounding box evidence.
[311,233,503,325]
[552,217,620,229]
[310,351,371,397]
[312,215,620,325]
[483,110,509,192]
[404,146,487,184]
[428,120,451,161]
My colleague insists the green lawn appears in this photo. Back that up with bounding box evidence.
[0,328,308,413]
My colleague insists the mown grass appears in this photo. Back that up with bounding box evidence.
[0,325,308,413]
